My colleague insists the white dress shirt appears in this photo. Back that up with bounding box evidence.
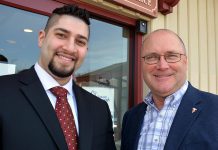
[34,63,79,134]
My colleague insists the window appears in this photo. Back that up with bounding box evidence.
[0,4,47,75]
[75,18,130,145]
[0,4,130,147]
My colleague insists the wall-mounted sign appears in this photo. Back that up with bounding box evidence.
[82,86,116,127]
[110,0,158,18]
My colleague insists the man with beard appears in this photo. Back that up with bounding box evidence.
[0,5,116,150]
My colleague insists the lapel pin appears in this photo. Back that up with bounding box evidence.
[192,107,197,113]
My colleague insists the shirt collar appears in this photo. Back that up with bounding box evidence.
[144,81,189,110]
[34,62,73,95]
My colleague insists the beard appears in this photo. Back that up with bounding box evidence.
[48,60,75,78]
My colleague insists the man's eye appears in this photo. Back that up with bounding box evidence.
[166,54,179,59]
[76,40,87,46]
[56,33,66,39]
[145,55,158,60]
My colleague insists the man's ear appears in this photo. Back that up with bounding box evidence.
[38,30,46,48]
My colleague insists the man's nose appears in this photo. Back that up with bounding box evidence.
[156,56,169,69]
[63,40,77,52]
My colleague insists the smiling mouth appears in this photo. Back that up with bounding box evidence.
[56,53,76,62]
[154,74,172,78]
[59,55,72,62]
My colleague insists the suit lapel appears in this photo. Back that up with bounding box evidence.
[73,83,93,150]
[164,84,203,150]
[123,103,147,150]
[133,103,148,150]
[19,67,68,150]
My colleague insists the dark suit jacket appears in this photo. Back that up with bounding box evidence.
[121,83,218,150]
[0,67,116,150]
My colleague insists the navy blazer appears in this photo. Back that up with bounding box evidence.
[121,83,218,150]
[0,67,116,150]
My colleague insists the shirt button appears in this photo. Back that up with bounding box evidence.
[154,138,159,142]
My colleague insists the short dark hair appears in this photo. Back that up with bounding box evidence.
[0,54,8,62]
[44,5,90,33]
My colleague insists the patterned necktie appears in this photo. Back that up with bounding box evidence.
[50,86,78,150]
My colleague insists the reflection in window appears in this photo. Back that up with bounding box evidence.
[75,19,129,147]
[0,4,47,74]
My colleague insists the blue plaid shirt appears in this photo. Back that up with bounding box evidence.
[137,81,188,150]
